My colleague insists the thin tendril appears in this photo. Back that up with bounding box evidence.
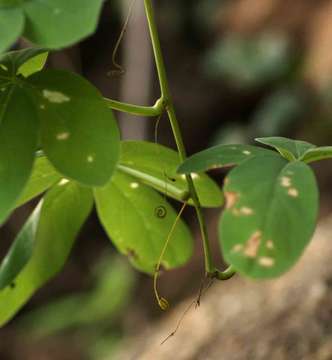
[109,0,137,77]
[154,201,187,310]
[160,275,215,345]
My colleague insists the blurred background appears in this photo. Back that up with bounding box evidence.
[2,0,332,358]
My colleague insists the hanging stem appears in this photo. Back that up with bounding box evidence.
[144,0,232,277]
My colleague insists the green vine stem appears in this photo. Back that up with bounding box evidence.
[143,0,234,279]
[104,97,164,117]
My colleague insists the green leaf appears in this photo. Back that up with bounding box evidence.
[119,141,223,208]
[0,0,104,52]
[178,144,274,174]
[0,8,24,53]
[15,156,61,208]
[219,155,319,278]
[0,180,93,326]
[18,51,48,77]
[0,47,47,75]
[300,146,332,164]
[0,85,38,223]
[27,70,120,186]
[255,137,316,161]
[23,0,104,48]
[94,171,193,274]
[0,201,42,290]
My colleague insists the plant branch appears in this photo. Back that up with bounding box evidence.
[144,0,220,275]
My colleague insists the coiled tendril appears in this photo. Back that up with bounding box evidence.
[155,205,167,218]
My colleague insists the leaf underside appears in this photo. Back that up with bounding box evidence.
[95,171,193,274]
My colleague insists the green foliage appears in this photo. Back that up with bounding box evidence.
[95,171,193,274]
[0,8,24,54]
[255,137,316,161]
[0,0,104,53]
[0,201,42,289]
[16,156,61,207]
[220,156,318,278]
[119,141,223,207]
[0,86,38,224]
[28,70,120,186]
[0,47,47,74]
[0,3,331,329]
[0,49,120,224]
[300,146,332,163]
[179,137,321,279]
[0,181,93,326]
[178,144,274,173]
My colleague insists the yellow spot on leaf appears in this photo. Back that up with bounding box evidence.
[232,244,243,253]
[258,256,275,267]
[243,150,251,155]
[43,89,70,104]
[281,176,291,187]
[56,132,70,141]
[266,240,274,250]
[87,155,95,163]
[288,188,299,197]
[190,173,200,179]
[59,179,69,186]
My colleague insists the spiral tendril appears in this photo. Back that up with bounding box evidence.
[155,205,167,218]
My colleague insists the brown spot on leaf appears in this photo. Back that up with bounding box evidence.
[225,191,239,209]
[126,248,138,260]
[244,231,262,258]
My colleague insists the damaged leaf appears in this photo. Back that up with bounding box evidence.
[219,155,319,278]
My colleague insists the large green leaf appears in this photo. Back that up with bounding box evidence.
[300,146,332,164]
[27,70,120,186]
[0,201,42,289]
[219,155,319,278]
[95,171,193,274]
[15,156,61,208]
[255,137,316,161]
[23,0,104,48]
[119,141,223,208]
[0,180,93,326]
[0,8,24,53]
[178,144,274,174]
[0,0,104,52]
[0,85,38,223]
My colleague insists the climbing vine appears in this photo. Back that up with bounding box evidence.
[0,0,329,326]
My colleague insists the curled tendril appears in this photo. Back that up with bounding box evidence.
[158,297,170,311]
[108,0,136,77]
[155,206,167,218]
[153,202,187,311]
